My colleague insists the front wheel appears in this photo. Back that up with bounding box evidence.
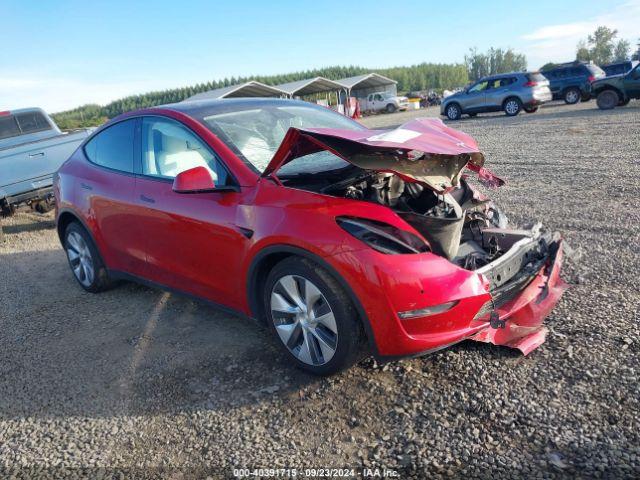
[596,90,619,110]
[445,103,461,120]
[503,98,522,116]
[64,222,112,292]
[264,257,364,375]
[385,103,397,113]
[524,106,538,113]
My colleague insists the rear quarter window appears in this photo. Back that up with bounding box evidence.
[587,65,606,77]
[0,115,21,141]
[15,112,52,134]
[528,73,547,82]
[84,119,136,173]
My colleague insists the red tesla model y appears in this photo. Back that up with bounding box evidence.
[54,98,566,375]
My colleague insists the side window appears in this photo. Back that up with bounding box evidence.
[0,115,21,140]
[84,119,135,173]
[374,94,383,101]
[141,117,231,186]
[15,112,52,134]
[468,81,488,93]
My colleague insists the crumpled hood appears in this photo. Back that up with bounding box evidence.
[262,118,504,193]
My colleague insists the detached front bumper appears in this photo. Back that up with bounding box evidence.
[470,238,567,354]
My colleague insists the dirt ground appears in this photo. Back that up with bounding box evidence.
[1,100,639,479]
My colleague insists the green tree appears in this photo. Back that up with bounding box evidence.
[464,47,527,81]
[633,38,640,61]
[576,26,631,65]
[614,38,631,62]
[576,40,591,62]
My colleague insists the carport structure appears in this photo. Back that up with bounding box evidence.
[337,73,398,99]
[275,76,347,98]
[186,81,287,101]
[275,76,348,113]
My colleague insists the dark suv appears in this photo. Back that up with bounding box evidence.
[541,61,606,104]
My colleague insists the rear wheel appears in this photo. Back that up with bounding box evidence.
[264,257,363,375]
[445,103,461,120]
[596,90,619,110]
[64,222,112,292]
[564,88,581,104]
[524,106,539,113]
[503,97,522,116]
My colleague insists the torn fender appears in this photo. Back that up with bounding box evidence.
[262,118,504,194]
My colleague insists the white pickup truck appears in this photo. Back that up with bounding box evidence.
[359,92,410,114]
[0,108,91,238]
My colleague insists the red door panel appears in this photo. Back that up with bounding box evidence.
[73,161,146,275]
[133,176,248,310]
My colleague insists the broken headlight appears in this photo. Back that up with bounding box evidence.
[336,216,430,255]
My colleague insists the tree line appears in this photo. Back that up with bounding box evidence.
[52,63,474,129]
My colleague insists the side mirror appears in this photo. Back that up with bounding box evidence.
[172,166,217,193]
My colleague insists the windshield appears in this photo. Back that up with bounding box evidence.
[202,104,364,174]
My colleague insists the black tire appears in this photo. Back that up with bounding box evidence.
[503,97,522,116]
[445,103,462,120]
[64,222,112,293]
[263,256,364,375]
[563,87,581,104]
[596,90,619,110]
[524,106,539,113]
[385,103,397,113]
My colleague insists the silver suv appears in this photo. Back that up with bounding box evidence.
[441,72,552,120]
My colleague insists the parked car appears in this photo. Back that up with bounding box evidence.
[440,72,552,120]
[601,60,639,77]
[55,99,565,375]
[592,61,640,109]
[0,108,91,238]
[360,92,409,113]
[540,61,606,104]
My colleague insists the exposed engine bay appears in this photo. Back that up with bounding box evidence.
[282,169,557,292]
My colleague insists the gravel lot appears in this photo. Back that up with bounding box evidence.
[1,101,639,479]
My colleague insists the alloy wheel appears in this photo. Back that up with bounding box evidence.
[270,275,338,366]
[66,231,95,287]
[505,100,520,115]
[446,105,459,120]
[565,90,579,104]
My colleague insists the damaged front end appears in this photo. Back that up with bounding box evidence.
[262,118,567,355]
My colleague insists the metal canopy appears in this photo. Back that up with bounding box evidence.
[337,73,397,90]
[186,81,286,101]
[275,76,346,97]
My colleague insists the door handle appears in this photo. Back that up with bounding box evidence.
[140,194,155,204]
[29,152,45,157]
[80,182,93,191]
